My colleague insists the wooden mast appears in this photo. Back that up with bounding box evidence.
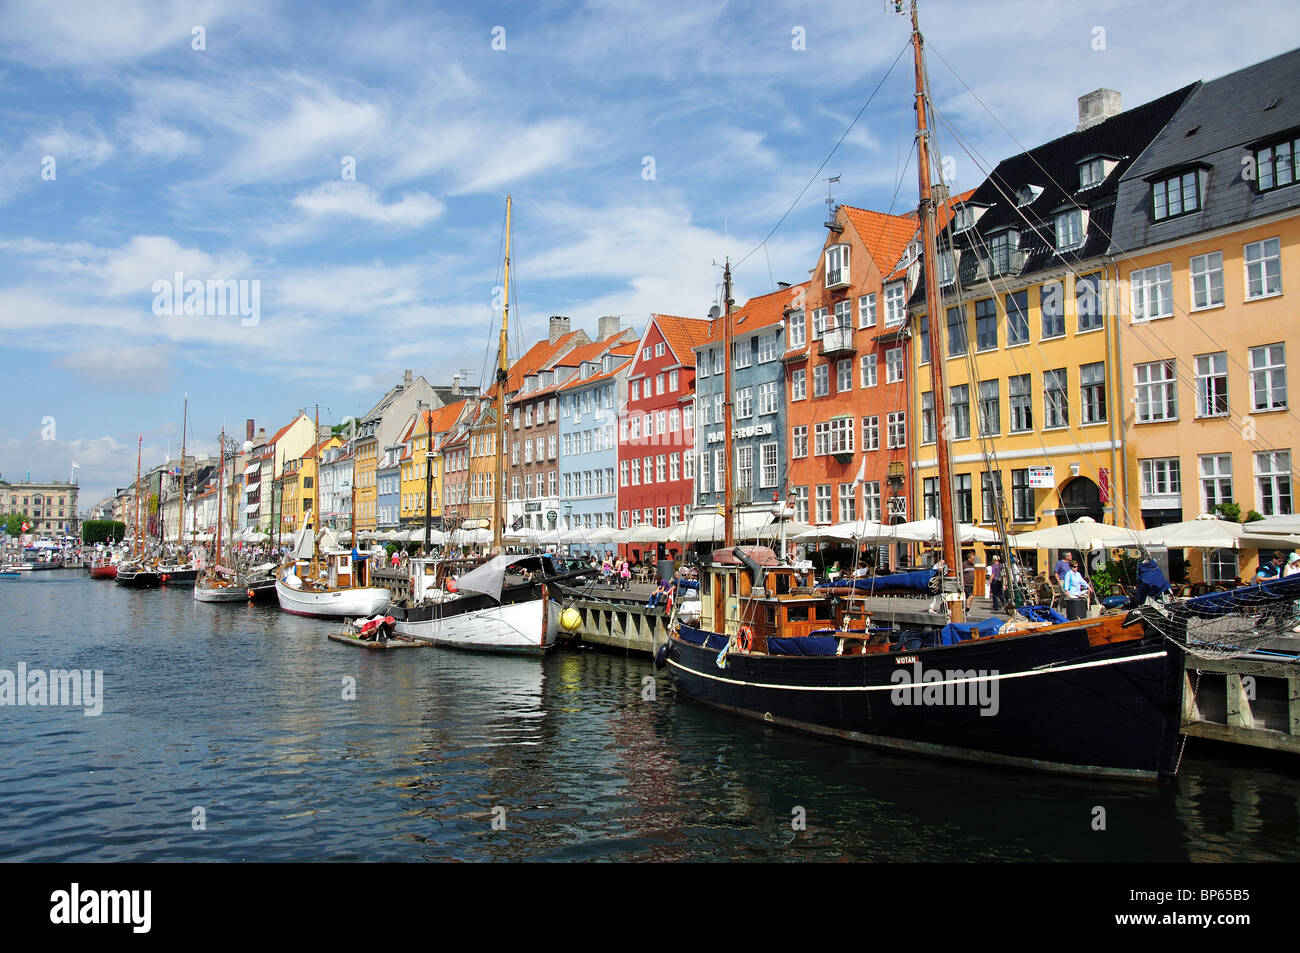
[134,436,142,558]
[178,393,187,554]
[722,258,735,551]
[911,0,963,621]
[493,195,511,554]
[215,428,224,573]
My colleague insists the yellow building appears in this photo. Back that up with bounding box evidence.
[353,423,379,532]
[398,400,467,534]
[910,85,1194,574]
[1108,51,1300,582]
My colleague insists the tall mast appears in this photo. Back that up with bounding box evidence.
[722,258,735,550]
[215,428,224,570]
[911,0,962,620]
[493,195,511,554]
[178,393,187,551]
[134,436,142,558]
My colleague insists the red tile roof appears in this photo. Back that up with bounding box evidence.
[649,314,712,368]
[557,356,634,391]
[503,329,585,394]
[841,205,919,279]
[267,413,309,447]
[699,281,810,346]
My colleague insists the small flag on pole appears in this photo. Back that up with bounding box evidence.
[851,456,866,490]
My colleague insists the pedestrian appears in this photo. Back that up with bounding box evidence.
[1256,551,1285,580]
[962,553,976,612]
[601,553,613,587]
[989,554,1004,611]
[1053,550,1072,585]
[618,558,631,591]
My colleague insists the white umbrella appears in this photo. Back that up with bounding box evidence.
[586,526,619,544]
[504,526,541,542]
[1241,515,1300,535]
[1138,513,1300,550]
[892,518,999,544]
[628,523,666,543]
[1009,516,1144,550]
[794,520,893,542]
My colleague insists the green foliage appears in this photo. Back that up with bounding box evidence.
[82,520,127,544]
[1089,554,1142,593]
[1245,509,1264,522]
[1213,502,1242,523]
[2,513,31,536]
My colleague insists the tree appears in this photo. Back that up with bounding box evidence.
[82,520,127,544]
[2,513,31,537]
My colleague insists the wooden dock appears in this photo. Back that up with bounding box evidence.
[1182,637,1300,754]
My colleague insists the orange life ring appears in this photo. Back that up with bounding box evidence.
[737,624,755,653]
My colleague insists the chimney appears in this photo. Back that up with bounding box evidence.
[403,369,413,385]
[1077,88,1122,131]
[777,281,791,290]
[246,419,255,443]
[597,315,620,340]
[931,183,950,203]
[255,427,266,444]
[548,315,570,344]
[452,373,460,395]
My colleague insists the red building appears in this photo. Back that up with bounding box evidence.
[617,314,711,554]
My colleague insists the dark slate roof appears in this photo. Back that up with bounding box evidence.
[1111,48,1300,255]
[910,82,1197,305]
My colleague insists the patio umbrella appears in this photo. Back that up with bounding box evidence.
[586,526,618,544]
[1137,513,1300,550]
[1240,515,1300,536]
[891,518,999,544]
[628,523,666,543]
[1009,516,1144,550]
[793,520,893,542]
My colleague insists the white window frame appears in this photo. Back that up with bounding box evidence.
[1244,237,1283,300]
[1189,251,1224,310]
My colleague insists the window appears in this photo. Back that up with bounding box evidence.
[1011,468,1033,521]
[862,482,881,521]
[921,392,935,444]
[714,393,723,424]
[1189,251,1224,310]
[815,484,833,523]
[1043,369,1068,428]
[938,249,956,286]
[733,341,752,369]
[548,435,557,459]
[1244,237,1282,299]
[1152,170,1201,220]
[792,368,806,400]
[950,384,970,439]
[922,477,938,519]
[974,298,997,351]
[838,483,856,522]
[714,449,725,493]
[524,405,533,427]
[813,363,829,397]
[1200,454,1233,513]
[669,369,679,391]
[656,454,666,483]
[887,412,906,449]
[669,409,680,431]
[631,459,640,485]
[758,381,778,415]
[643,347,652,361]
[1195,352,1228,417]
[698,452,709,495]
[1005,291,1028,346]
[1135,360,1178,422]
[1080,362,1106,424]
[1079,157,1105,189]
[884,347,904,384]
[1130,264,1173,321]
[792,425,808,458]
[792,486,809,522]
[918,316,930,363]
[884,283,907,326]
[1055,209,1084,250]
[760,443,778,488]
[812,307,828,340]
[826,243,850,287]
[1076,272,1105,332]
[1040,282,1065,339]
[858,293,877,329]
[990,230,1018,273]
[1255,137,1298,192]
[737,444,755,488]
[833,299,851,331]
[684,404,693,431]
[814,418,854,455]
[947,306,968,356]
[1139,458,1181,501]
[736,387,753,419]
[656,374,665,395]
[861,416,879,451]
[981,471,1003,523]
[1250,343,1287,411]
[788,311,806,348]
[655,342,665,357]
[952,205,974,232]
[837,358,852,392]
[631,380,640,401]
[758,335,777,363]
[954,473,973,523]
[860,353,877,388]
[978,379,1000,436]
[644,455,654,484]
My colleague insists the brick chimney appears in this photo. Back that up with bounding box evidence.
[548,315,570,344]
[452,373,460,395]
[1078,89,1122,131]
[246,419,255,443]
[403,368,413,385]
[597,315,620,340]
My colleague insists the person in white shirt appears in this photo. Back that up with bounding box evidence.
[1063,560,1090,598]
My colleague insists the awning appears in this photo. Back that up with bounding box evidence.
[244,503,260,514]
[244,464,260,476]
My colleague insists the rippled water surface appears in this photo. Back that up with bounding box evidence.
[1,572,1297,861]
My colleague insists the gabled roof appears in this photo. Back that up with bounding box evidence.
[399,399,469,444]
[553,330,637,369]
[645,314,712,369]
[267,413,309,448]
[697,281,811,347]
[557,356,634,391]
[504,329,586,394]
[841,206,919,279]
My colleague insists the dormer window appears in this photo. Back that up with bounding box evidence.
[952,205,974,232]
[989,230,1019,273]
[1079,158,1105,189]
[1054,208,1086,251]
[1015,185,1044,207]
[825,243,850,289]
[1254,136,1297,192]
[1152,169,1203,220]
[938,249,957,286]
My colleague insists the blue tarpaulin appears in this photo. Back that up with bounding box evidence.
[767,636,840,656]
[815,568,935,594]
[939,617,1003,645]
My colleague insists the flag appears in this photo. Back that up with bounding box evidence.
[851,455,866,490]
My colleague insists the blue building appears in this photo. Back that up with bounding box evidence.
[693,286,798,510]
[376,441,402,531]
[558,344,635,553]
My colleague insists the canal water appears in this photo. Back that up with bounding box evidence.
[1,571,1296,862]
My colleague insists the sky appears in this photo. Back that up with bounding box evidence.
[1,0,1297,510]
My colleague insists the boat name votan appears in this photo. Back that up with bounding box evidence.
[0,664,103,716]
[889,662,1000,717]
[151,272,260,326]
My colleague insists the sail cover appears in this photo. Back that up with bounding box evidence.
[452,553,538,601]
[292,527,314,560]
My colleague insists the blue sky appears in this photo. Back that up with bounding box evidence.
[1,0,1297,508]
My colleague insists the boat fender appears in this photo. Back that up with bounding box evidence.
[737,624,754,653]
[161,574,169,584]
[653,641,670,669]
[247,589,255,600]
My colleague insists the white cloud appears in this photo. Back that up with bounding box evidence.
[291,182,445,227]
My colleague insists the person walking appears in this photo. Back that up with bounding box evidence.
[989,554,1005,612]
[618,558,631,591]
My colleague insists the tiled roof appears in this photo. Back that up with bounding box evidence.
[557,356,634,391]
[267,413,307,447]
[555,330,636,368]
[649,314,712,368]
[503,329,585,394]
[698,281,810,347]
[841,205,919,279]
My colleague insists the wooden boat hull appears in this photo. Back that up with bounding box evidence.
[157,566,198,586]
[116,568,161,588]
[667,619,1183,782]
[395,595,560,656]
[274,577,390,618]
[89,565,118,579]
[194,584,252,603]
[327,632,427,650]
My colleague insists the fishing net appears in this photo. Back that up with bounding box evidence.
[1137,573,1300,661]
